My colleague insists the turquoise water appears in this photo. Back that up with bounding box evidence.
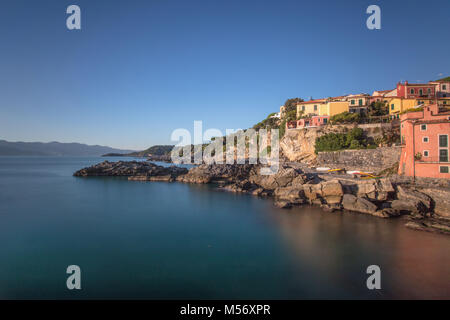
[0,157,448,299]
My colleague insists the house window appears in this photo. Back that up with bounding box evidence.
[391,104,394,110]
[314,105,317,111]
[427,88,431,94]
[439,135,448,148]
[443,84,447,90]
[323,118,328,124]
[410,89,415,94]
[358,99,363,106]
[423,150,429,157]
[423,137,429,143]
[440,149,449,162]
[350,100,355,105]
[302,106,305,111]
[440,166,449,173]
[421,124,427,131]
[419,89,423,96]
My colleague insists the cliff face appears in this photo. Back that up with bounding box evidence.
[280,128,319,163]
[280,125,396,167]
[280,126,351,163]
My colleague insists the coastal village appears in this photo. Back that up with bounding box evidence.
[75,77,450,236]
[278,77,450,179]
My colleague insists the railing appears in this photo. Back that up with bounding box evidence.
[416,157,449,163]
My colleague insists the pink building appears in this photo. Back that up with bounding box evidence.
[286,115,330,129]
[429,79,450,98]
[398,104,450,178]
[396,81,435,99]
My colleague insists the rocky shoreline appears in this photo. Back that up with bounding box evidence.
[74,160,450,236]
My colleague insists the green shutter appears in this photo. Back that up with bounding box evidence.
[439,135,448,148]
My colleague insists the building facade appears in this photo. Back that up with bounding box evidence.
[296,99,327,118]
[396,81,435,99]
[429,80,450,98]
[346,94,370,114]
[286,115,330,129]
[398,104,450,178]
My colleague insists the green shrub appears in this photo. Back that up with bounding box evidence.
[330,112,360,124]
[315,127,371,153]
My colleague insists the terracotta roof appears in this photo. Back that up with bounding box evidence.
[374,89,393,94]
[297,99,327,104]
[402,83,435,87]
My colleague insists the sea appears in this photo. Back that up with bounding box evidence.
[0,156,448,299]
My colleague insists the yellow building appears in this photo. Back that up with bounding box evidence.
[388,98,420,115]
[321,101,349,116]
[388,97,450,115]
[296,99,327,118]
[297,99,350,118]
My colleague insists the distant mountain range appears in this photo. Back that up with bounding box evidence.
[0,140,136,156]
[103,145,174,157]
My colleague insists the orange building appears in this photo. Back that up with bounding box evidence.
[398,104,450,178]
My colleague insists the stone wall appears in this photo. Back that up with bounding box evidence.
[317,147,401,171]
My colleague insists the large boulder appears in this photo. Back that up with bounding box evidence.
[342,178,395,201]
[274,186,305,203]
[303,180,343,204]
[391,199,428,215]
[418,188,450,218]
[249,165,306,190]
[342,194,378,214]
[320,180,344,204]
[396,186,432,211]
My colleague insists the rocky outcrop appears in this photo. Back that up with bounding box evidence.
[176,164,258,184]
[342,194,378,215]
[302,180,343,205]
[249,165,307,190]
[339,178,395,201]
[417,187,450,218]
[73,161,188,180]
[405,217,450,235]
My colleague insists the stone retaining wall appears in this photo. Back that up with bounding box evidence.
[317,147,401,171]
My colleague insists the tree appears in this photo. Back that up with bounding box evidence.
[283,98,304,113]
[369,101,388,116]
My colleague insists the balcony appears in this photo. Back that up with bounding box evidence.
[416,156,449,163]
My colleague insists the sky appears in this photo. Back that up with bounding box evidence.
[0,0,449,150]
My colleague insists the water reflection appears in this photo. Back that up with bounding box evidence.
[271,206,450,299]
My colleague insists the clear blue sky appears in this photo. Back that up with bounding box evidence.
[0,0,449,150]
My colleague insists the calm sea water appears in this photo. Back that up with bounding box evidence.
[0,156,448,299]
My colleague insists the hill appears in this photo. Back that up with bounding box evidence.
[103,145,174,157]
[0,140,135,156]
